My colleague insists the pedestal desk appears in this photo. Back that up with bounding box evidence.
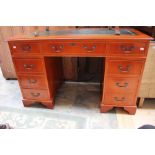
[8,28,152,114]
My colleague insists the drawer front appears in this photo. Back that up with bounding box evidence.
[13,58,44,73]
[106,60,144,75]
[107,42,147,56]
[9,42,40,55]
[104,93,135,106]
[18,75,47,89]
[105,77,139,93]
[22,89,50,100]
[79,42,106,55]
[41,42,106,55]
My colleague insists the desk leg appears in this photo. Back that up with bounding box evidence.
[23,99,54,109]
[100,104,137,114]
[100,105,114,113]
[42,100,54,109]
[124,106,137,115]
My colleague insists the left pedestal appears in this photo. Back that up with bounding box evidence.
[9,39,63,109]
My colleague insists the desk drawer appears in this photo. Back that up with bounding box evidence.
[107,42,147,56]
[9,42,40,55]
[106,59,144,75]
[41,42,106,55]
[22,89,50,100]
[105,77,139,93]
[14,58,44,73]
[79,42,106,55]
[104,93,135,106]
[18,75,47,89]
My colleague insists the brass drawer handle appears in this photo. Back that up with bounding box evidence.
[69,43,76,46]
[114,97,126,102]
[92,45,96,49]
[120,45,135,54]
[28,79,37,84]
[83,45,88,50]
[30,92,40,97]
[24,64,34,70]
[83,45,96,52]
[116,82,128,88]
[51,45,56,49]
[22,45,31,52]
[118,65,131,73]
[51,45,63,52]
[59,45,64,49]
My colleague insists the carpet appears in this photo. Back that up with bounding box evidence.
[0,105,117,129]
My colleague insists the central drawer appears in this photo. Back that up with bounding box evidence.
[41,42,106,55]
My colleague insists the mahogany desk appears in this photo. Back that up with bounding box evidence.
[8,28,152,115]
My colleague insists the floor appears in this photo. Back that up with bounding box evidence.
[0,69,155,129]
